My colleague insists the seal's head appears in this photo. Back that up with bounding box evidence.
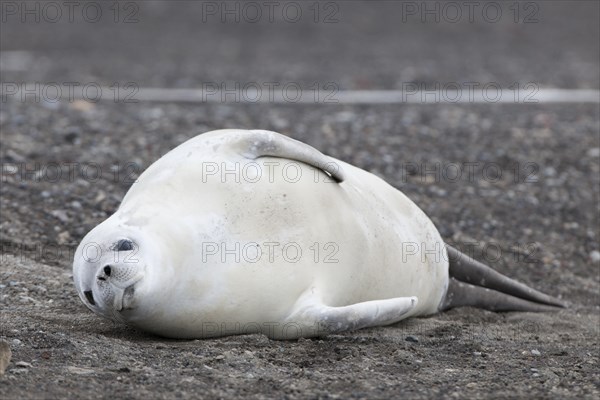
[73,218,154,323]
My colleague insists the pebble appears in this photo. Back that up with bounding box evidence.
[69,99,95,112]
[531,349,541,356]
[590,251,600,263]
[587,147,600,158]
[563,222,579,230]
[94,191,106,203]
[66,366,95,375]
[15,361,32,368]
[50,209,69,223]
[63,127,81,143]
[543,166,556,177]
[19,296,37,303]
[405,335,419,343]
[57,231,71,244]
[11,339,21,346]
[11,368,28,374]
[0,340,11,375]
[3,149,24,164]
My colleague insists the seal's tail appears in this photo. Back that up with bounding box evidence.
[441,244,566,312]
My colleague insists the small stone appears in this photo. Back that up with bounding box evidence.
[11,368,28,374]
[11,339,21,346]
[531,349,541,356]
[587,147,600,158]
[5,149,26,162]
[590,251,600,263]
[405,335,419,343]
[69,100,95,112]
[466,382,477,389]
[543,166,556,177]
[94,191,106,203]
[57,231,71,245]
[66,366,95,375]
[0,340,11,375]
[473,352,482,356]
[19,296,37,303]
[563,222,579,230]
[50,209,69,223]
[15,361,32,368]
[63,127,81,144]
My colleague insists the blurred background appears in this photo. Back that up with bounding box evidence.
[0,1,599,398]
[1,1,599,88]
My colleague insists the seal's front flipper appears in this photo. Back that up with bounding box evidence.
[443,244,565,311]
[233,129,346,183]
[283,295,418,339]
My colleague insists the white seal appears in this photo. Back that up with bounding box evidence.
[73,129,564,339]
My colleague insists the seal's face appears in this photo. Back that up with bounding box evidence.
[73,224,148,323]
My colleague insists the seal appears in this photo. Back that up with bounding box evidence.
[73,129,564,339]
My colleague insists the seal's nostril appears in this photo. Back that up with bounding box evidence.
[104,265,112,276]
[84,290,95,305]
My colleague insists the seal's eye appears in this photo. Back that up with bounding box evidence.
[114,239,134,252]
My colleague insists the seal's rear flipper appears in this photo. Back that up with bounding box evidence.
[442,278,562,312]
[287,295,418,338]
[443,245,565,311]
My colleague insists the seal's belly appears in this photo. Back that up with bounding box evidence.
[149,157,448,322]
